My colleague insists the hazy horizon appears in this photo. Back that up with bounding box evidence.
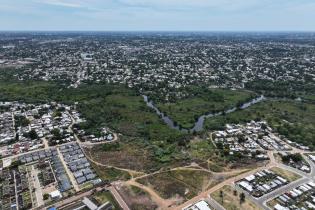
[1,0,315,31]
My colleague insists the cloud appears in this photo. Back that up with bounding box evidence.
[117,0,267,11]
[35,0,84,8]
[0,0,315,30]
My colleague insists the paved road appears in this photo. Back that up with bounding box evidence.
[44,187,103,209]
[302,154,315,178]
[233,176,310,210]
[175,166,272,210]
[2,140,79,162]
[206,196,225,210]
[56,147,80,192]
[254,153,315,209]
[260,177,309,207]
[233,184,270,210]
[178,150,313,210]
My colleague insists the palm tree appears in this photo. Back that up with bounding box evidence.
[239,192,245,205]
[219,190,224,204]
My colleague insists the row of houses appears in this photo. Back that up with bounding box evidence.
[0,101,87,158]
[0,139,43,158]
[272,181,315,210]
[0,165,32,210]
[73,126,114,143]
[237,169,288,198]
[60,143,98,185]
[278,152,311,173]
[214,121,292,156]
[18,148,73,192]
[0,111,15,144]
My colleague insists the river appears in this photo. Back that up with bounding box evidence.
[143,95,265,133]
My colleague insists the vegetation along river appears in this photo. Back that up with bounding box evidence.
[143,95,266,133]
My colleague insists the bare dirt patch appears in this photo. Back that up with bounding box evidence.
[115,183,158,210]
[136,168,229,204]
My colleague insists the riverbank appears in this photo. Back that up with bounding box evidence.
[143,94,265,133]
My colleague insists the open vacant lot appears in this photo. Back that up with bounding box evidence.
[91,163,131,181]
[211,185,262,210]
[116,184,158,210]
[270,167,301,182]
[85,140,189,172]
[136,168,228,202]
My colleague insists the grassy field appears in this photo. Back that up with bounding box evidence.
[91,163,131,181]
[86,138,191,173]
[188,138,216,161]
[211,185,262,210]
[205,100,315,149]
[156,88,256,128]
[86,140,158,172]
[270,167,301,182]
[136,168,223,201]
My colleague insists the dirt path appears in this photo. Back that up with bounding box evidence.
[268,151,277,166]
[83,148,143,177]
[121,166,252,210]
[131,164,249,183]
[208,132,217,148]
[126,179,175,209]
[174,165,269,210]
[42,137,49,149]
[174,151,281,210]
[67,113,139,177]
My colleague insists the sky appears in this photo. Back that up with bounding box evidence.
[0,0,315,31]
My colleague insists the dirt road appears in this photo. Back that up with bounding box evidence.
[109,185,131,210]
[126,180,175,209]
